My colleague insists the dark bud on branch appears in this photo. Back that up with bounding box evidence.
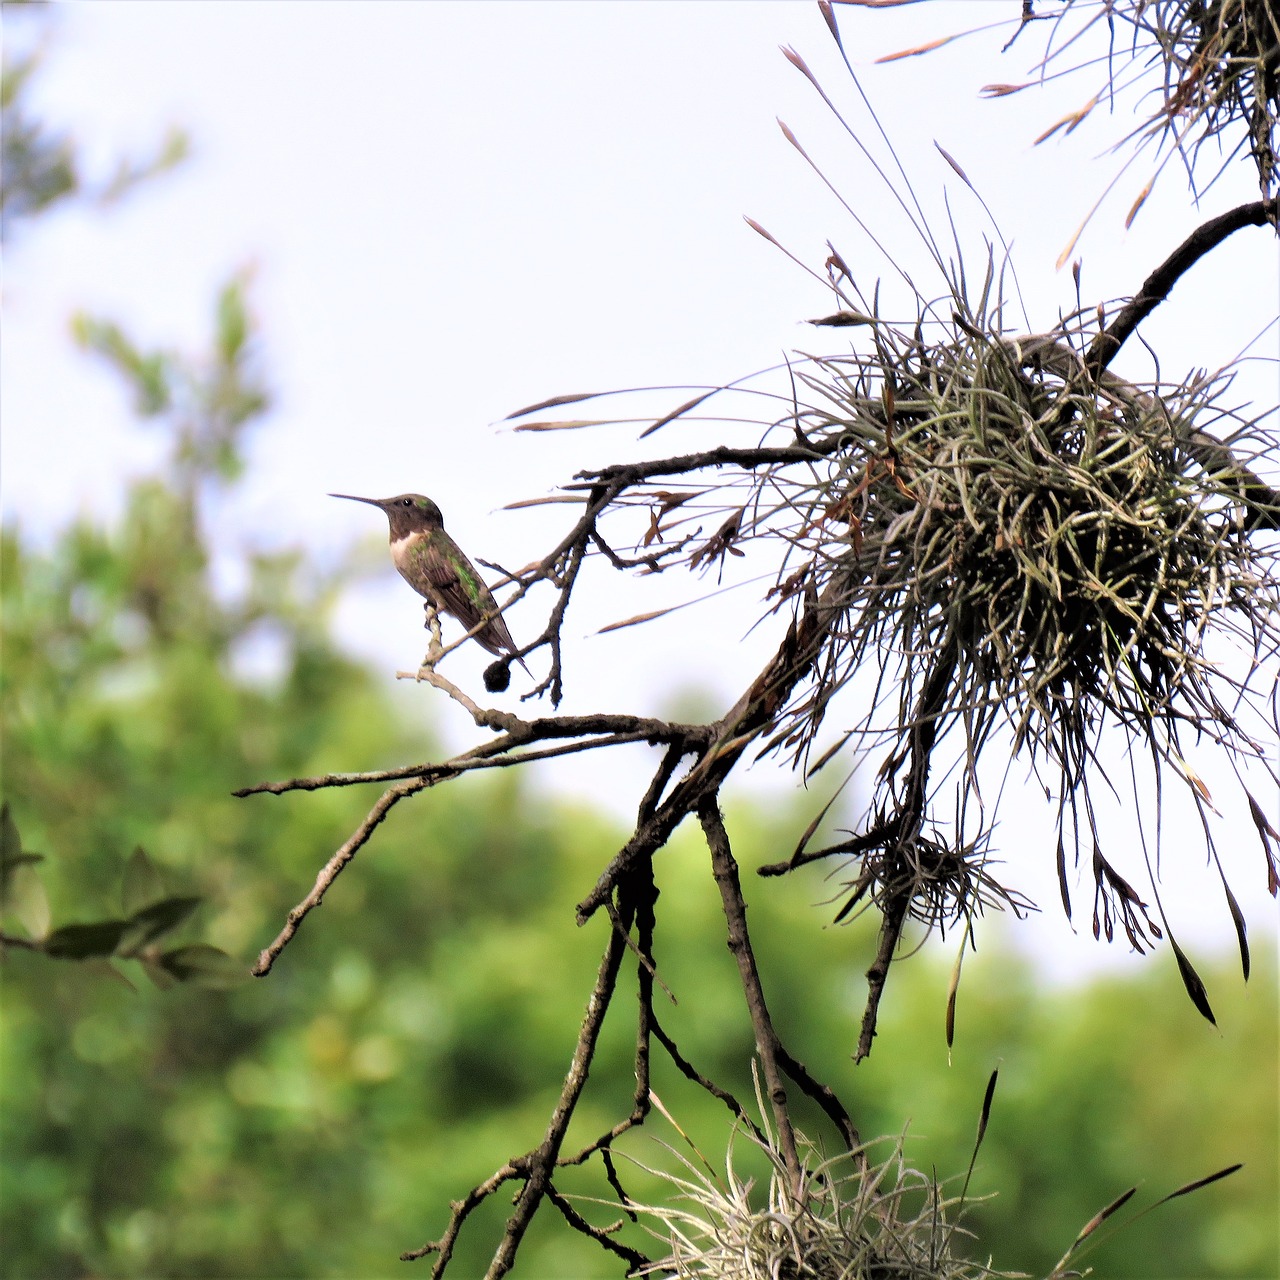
[483,660,512,694]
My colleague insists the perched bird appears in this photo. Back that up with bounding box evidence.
[330,493,527,675]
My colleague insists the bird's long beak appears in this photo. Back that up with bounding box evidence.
[329,493,385,508]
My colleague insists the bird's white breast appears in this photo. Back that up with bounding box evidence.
[390,531,422,555]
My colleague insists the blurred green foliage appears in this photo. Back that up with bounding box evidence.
[0,45,78,234]
[2,24,1275,1279]
[1,10,187,240]
[1,803,245,986]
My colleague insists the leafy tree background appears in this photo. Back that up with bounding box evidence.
[3,6,1278,1279]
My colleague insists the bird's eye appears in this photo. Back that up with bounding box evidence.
[402,499,412,506]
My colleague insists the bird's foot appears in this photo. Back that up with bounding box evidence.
[417,641,445,679]
[416,603,447,678]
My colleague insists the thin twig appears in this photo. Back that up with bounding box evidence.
[252,778,426,976]
[234,713,708,797]
[544,1186,650,1273]
[419,901,634,1280]
[400,1160,524,1270]
[650,1012,766,1142]
[775,1042,864,1160]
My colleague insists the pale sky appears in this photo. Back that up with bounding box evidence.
[4,1,1277,983]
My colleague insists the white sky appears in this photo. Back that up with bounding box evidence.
[4,1,1277,985]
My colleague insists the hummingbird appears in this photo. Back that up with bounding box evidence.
[330,493,528,674]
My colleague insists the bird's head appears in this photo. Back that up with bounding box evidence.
[330,492,445,539]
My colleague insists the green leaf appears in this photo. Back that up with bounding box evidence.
[0,804,42,895]
[121,846,165,916]
[216,279,248,364]
[44,919,129,959]
[89,958,139,994]
[120,895,202,950]
[0,803,20,863]
[156,944,247,988]
[4,863,51,940]
[140,956,180,991]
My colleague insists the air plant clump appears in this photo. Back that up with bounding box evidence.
[548,4,1279,1010]
[1127,0,1280,195]
[629,1124,1013,1280]
[950,0,1280,252]
[724,283,1280,995]
[831,821,1030,937]
[572,271,1279,961]
[790,310,1277,784]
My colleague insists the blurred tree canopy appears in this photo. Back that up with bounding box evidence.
[2,6,1277,1279]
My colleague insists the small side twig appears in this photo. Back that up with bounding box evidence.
[399,1160,524,1271]
[420,600,445,670]
[252,777,426,976]
[544,1185,650,1273]
[775,1042,863,1159]
[650,1012,767,1143]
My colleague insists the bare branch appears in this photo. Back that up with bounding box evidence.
[857,896,910,1064]
[1088,196,1278,375]
[570,442,836,487]
[559,858,660,1171]
[577,564,863,923]
[234,713,710,797]
[698,797,803,1198]
[480,900,634,1278]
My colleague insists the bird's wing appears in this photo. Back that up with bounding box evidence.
[409,540,471,611]
[408,539,517,657]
